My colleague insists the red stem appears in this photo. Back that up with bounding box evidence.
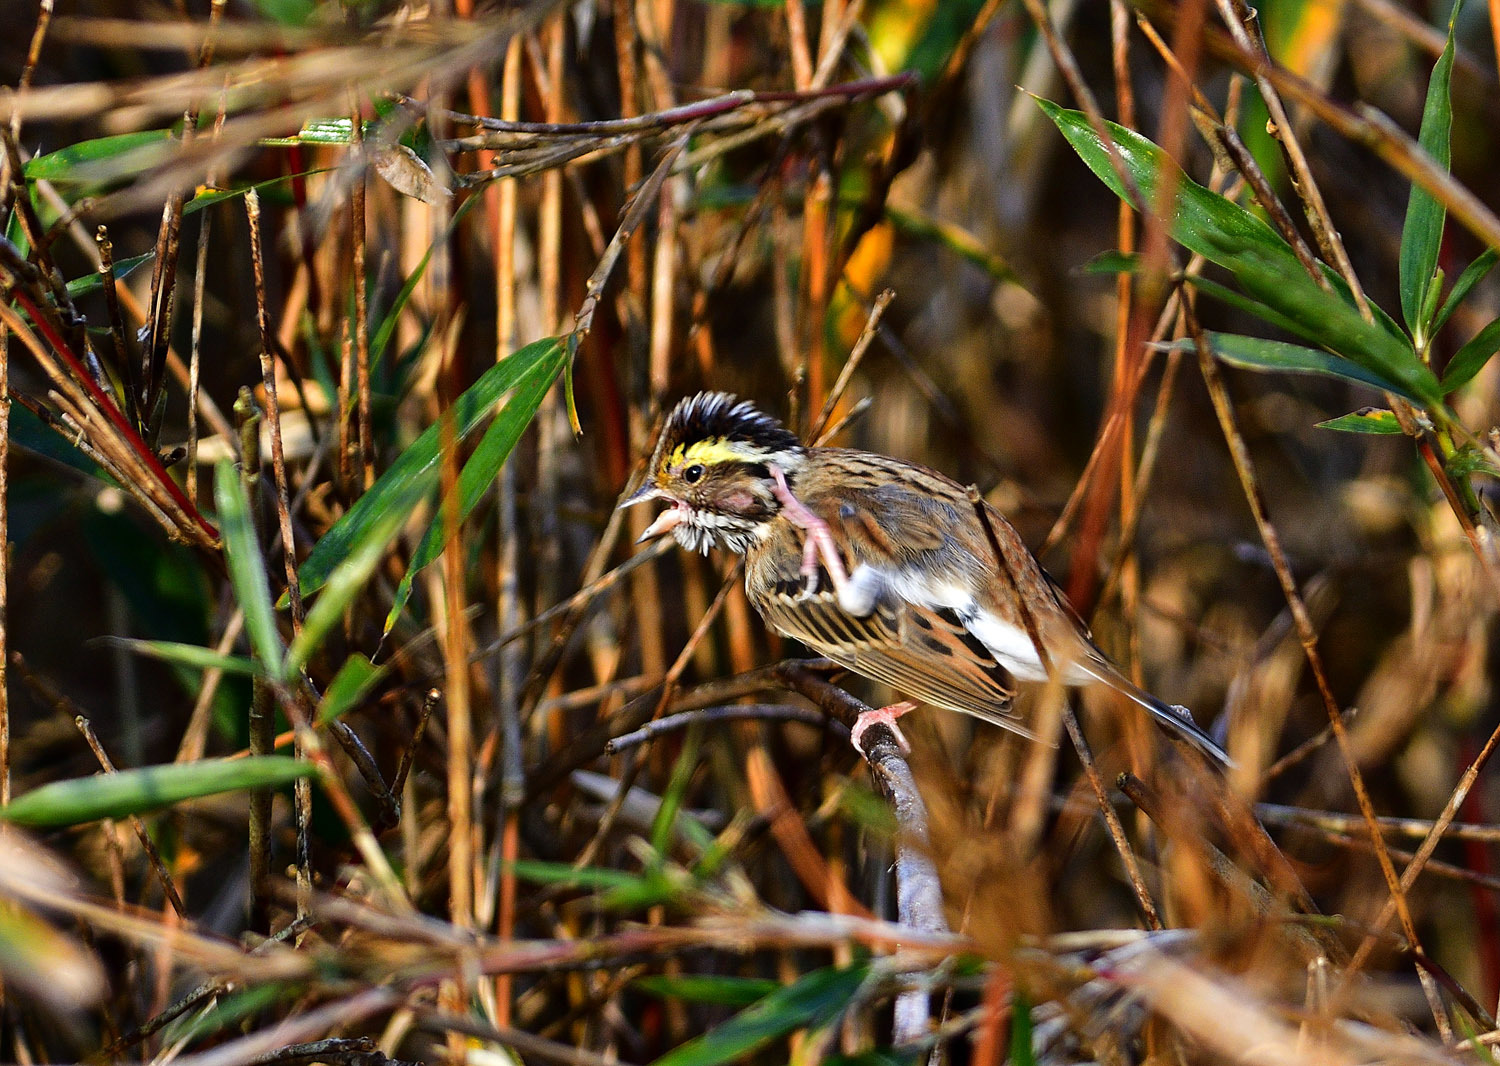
[12,289,219,542]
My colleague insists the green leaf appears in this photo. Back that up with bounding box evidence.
[261,118,374,147]
[9,400,98,476]
[296,336,563,602]
[1433,248,1499,336]
[284,500,405,675]
[1195,332,1417,399]
[1398,3,1458,340]
[1010,988,1037,1066]
[316,654,386,724]
[1315,409,1404,434]
[1081,249,1140,276]
[370,193,484,374]
[383,339,565,633]
[0,756,314,827]
[162,983,292,1046]
[108,639,264,677]
[66,252,153,299]
[635,975,781,1007]
[214,460,283,667]
[507,860,645,893]
[249,0,317,25]
[184,171,330,216]
[1440,315,1500,393]
[651,963,869,1066]
[1447,445,1500,479]
[25,130,174,183]
[1038,99,1443,407]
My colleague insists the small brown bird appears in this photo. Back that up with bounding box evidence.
[624,392,1228,764]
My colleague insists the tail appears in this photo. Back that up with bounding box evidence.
[1074,658,1232,768]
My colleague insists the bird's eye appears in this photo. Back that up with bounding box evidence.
[683,464,705,484]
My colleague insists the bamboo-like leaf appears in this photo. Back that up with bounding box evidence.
[0,757,314,827]
[369,193,483,372]
[1398,4,1458,339]
[1194,333,1417,399]
[1440,315,1500,393]
[1038,100,1443,407]
[296,336,563,602]
[1432,248,1498,336]
[383,340,565,634]
[214,460,282,667]
[507,860,645,893]
[316,654,385,724]
[284,500,405,676]
[1315,409,1404,434]
[109,638,263,677]
[65,252,153,299]
[635,975,781,1007]
[260,118,374,146]
[651,963,869,1066]
[24,130,174,182]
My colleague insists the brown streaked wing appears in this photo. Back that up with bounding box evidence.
[753,585,1037,740]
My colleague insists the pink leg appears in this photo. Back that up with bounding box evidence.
[850,700,918,758]
[768,464,849,596]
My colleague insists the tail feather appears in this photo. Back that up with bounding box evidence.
[1073,658,1232,767]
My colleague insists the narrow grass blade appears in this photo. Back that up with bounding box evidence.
[507,860,645,893]
[1316,409,1403,434]
[0,756,314,827]
[635,975,781,1007]
[296,336,563,601]
[1039,100,1443,407]
[1196,333,1417,399]
[65,252,153,299]
[651,963,869,1066]
[214,460,282,667]
[1432,248,1498,336]
[383,339,565,634]
[108,638,263,677]
[369,193,484,373]
[24,130,174,183]
[1398,5,1458,338]
[1442,316,1500,393]
[283,500,405,676]
[316,654,386,724]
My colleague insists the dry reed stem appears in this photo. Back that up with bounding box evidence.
[969,485,1165,928]
[1181,304,1447,1031]
[73,715,187,917]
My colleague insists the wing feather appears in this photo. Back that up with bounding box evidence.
[755,585,1037,740]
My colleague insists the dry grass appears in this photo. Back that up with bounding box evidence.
[1,0,1498,1063]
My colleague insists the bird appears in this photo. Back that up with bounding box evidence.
[622,391,1229,765]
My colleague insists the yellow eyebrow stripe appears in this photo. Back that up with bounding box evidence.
[666,438,761,469]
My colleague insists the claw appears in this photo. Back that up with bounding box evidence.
[851,701,918,758]
[769,463,849,597]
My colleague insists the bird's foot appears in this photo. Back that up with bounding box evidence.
[851,701,918,758]
[768,464,849,598]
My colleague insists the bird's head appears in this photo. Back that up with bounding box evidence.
[622,392,807,554]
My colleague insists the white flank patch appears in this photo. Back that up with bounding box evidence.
[837,564,884,617]
[874,567,1091,683]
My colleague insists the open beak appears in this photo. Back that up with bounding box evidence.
[620,481,682,543]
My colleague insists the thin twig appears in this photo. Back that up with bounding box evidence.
[73,716,187,918]
[967,487,1162,930]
